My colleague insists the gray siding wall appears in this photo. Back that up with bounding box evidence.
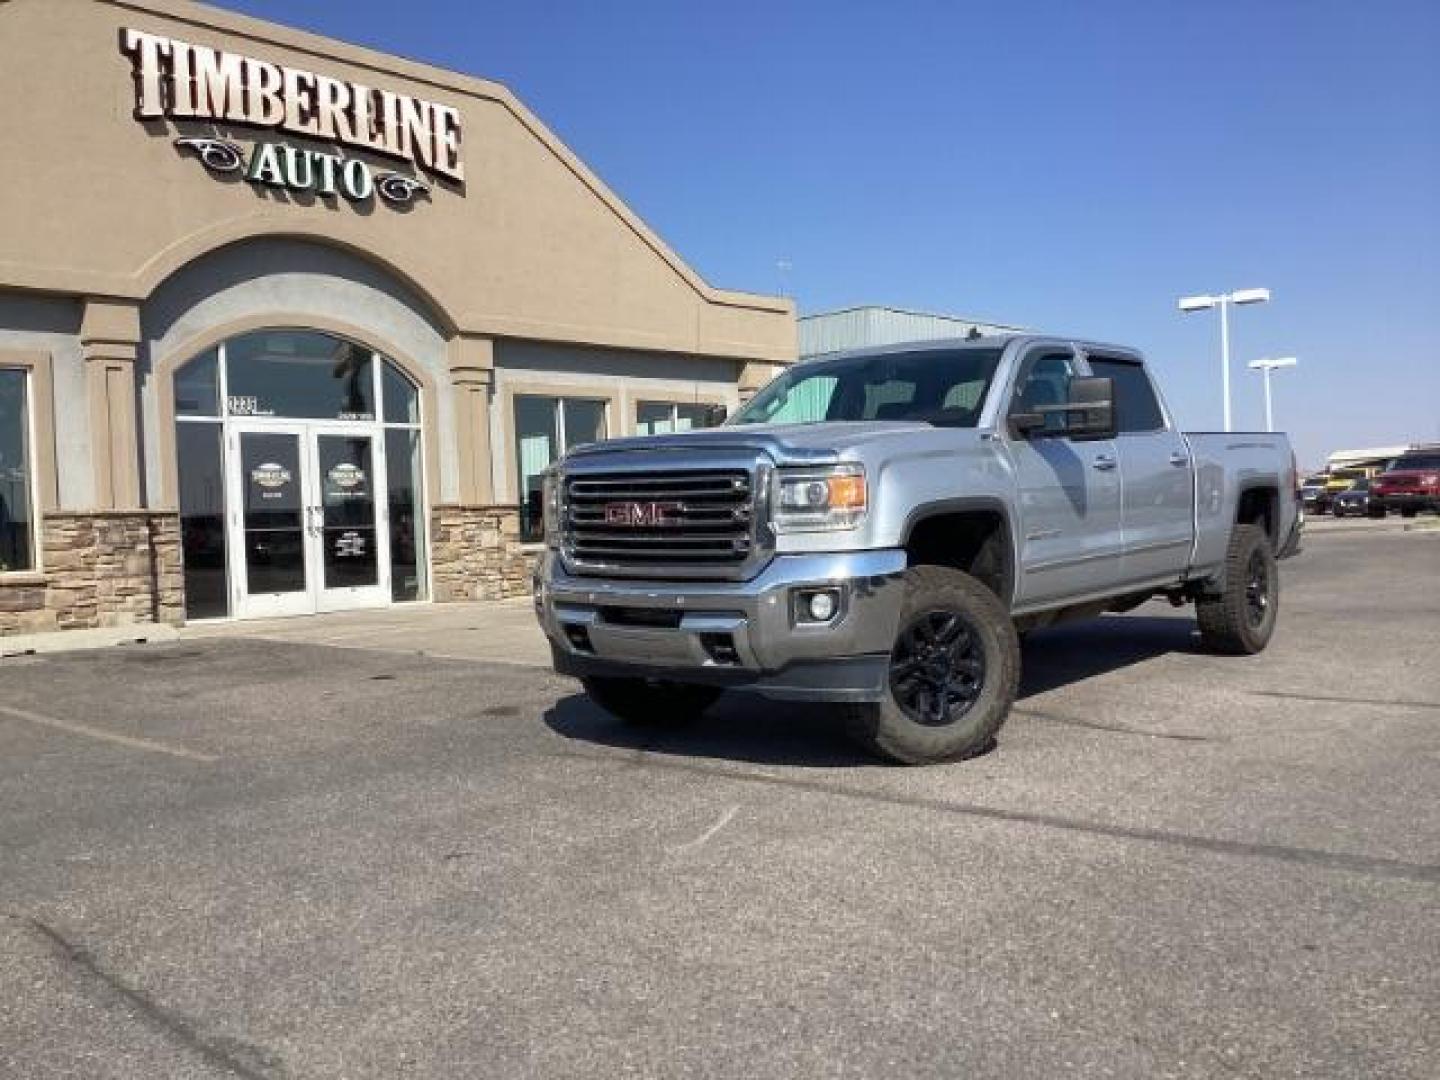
[799,307,1026,360]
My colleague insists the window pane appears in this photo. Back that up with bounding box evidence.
[562,399,607,450]
[636,401,673,435]
[1089,359,1165,433]
[385,428,426,601]
[226,331,374,420]
[176,422,228,618]
[175,348,220,417]
[515,396,558,542]
[382,359,420,425]
[0,369,34,573]
[239,432,307,594]
[862,379,917,420]
[674,404,711,431]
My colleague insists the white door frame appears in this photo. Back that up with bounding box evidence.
[226,421,393,619]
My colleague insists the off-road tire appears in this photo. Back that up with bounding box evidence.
[581,677,722,726]
[1196,524,1278,655]
[844,565,1020,766]
[1400,507,1418,519]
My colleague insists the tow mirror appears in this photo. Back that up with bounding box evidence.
[1011,376,1115,440]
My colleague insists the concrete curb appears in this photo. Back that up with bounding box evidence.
[0,623,180,658]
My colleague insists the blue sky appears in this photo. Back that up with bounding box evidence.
[227,0,1438,467]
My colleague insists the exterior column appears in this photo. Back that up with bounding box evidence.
[447,334,496,505]
[80,298,143,509]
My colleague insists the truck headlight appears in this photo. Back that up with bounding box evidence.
[542,470,562,548]
[772,465,867,533]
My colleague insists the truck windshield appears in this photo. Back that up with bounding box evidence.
[731,348,1003,427]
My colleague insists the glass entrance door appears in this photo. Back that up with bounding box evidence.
[311,428,389,613]
[229,424,391,618]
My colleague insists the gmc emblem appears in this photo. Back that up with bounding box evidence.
[604,501,683,527]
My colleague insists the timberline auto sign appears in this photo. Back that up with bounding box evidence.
[121,29,464,209]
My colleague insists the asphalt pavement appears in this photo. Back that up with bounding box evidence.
[1,525,1436,1079]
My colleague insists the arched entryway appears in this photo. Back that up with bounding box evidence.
[173,328,428,620]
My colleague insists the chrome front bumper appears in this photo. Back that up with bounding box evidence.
[534,548,908,701]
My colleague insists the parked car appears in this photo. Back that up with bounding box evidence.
[1301,475,1330,514]
[1331,478,1371,517]
[534,335,1300,764]
[1370,452,1440,518]
[1323,468,1369,508]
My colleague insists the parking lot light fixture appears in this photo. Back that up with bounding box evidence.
[1248,356,1299,432]
[1178,287,1272,432]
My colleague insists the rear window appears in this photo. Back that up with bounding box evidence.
[1389,454,1440,471]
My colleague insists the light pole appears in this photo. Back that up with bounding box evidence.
[1248,356,1298,432]
[1177,287,1271,432]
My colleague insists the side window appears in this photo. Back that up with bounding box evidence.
[1089,359,1165,433]
[1012,351,1075,435]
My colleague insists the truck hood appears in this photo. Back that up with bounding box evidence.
[563,420,942,468]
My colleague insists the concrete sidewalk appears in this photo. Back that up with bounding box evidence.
[182,597,552,666]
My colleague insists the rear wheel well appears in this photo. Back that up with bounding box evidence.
[1237,486,1278,544]
[904,510,1013,604]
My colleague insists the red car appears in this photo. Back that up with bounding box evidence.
[1370,452,1440,518]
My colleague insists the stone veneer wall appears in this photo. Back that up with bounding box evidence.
[429,505,538,602]
[0,511,183,636]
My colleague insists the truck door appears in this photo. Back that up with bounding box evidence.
[1087,356,1194,586]
[1004,345,1124,607]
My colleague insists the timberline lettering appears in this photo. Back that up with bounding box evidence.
[121,27,464,183]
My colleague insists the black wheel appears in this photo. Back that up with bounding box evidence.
[844,565,1019,765]
[1367,506,1386,519]
[581,676,722,726]
[1400,507,1418,519]
[1196,524,1278,655]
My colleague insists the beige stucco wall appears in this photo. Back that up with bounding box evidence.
[0,0,795,364]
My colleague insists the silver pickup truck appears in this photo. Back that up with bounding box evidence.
[533,336,1300,764]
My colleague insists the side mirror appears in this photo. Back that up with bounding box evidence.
[1010,376,1115,440]
[701,403,729,428]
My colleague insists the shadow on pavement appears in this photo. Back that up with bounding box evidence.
[1018,613,1201,699]
[543,611,1202,768]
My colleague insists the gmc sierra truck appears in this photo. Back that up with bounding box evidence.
[533,336,1301,764]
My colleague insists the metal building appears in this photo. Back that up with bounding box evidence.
[798,306,1028,361]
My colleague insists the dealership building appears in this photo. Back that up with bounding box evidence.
[0,0,794,636]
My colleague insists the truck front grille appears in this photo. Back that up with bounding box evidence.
[564,469,760,578]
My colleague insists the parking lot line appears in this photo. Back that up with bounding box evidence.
[0,704,218,763]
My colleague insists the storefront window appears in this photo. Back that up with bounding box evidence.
[226,331,374,420]
[0,368,35,573]
[172,332,428,618]
[385,429,425,601]
[175,347,220,417]
[176,422,228,618]
[515,395,608,541]
[635,401,713,435]
[382,361,420,424]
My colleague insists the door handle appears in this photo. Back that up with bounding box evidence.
[1091,455,1117,471]
[1168,452,1189,467]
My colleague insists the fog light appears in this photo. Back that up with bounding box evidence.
[808,591,838,622]
[795,587,842,625]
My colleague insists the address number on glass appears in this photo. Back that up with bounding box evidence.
[226,395,273,416]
